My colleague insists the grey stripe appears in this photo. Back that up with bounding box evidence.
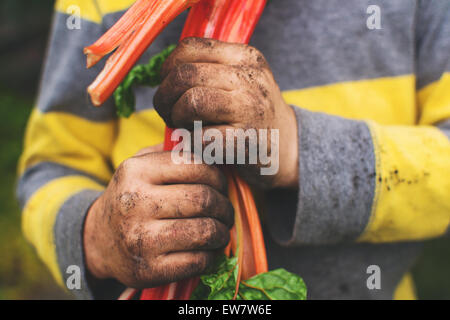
[16,162,106,210]
[54,190,101,299]
[416,0,450,88]
[264,234,423,299]
[55,190,125,300]
[77,1,421,115]
[266,107,375,245]
[37,12,116,121]
[41,1,450,119]
[251,0,416,92]
[38,10,188,119]
[142,0,418,111]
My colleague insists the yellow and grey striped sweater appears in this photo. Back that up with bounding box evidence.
[17,0,450,299]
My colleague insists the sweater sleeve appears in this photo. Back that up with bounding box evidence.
[16,0,120,299]
[266,0,450,245]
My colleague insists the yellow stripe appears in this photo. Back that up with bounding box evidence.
[112,109,165,166]
[108,76,417,168]
[393,273,416,300]
[96,0,136,16]
[22,176,104,285]
[55,0,102,24]
[282,75,416,125]
[359,122,450,242]
[417,72,450,125]
[18,109,116,182]
[55,0,137,23]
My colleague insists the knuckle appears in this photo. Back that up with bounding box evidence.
[237,66,264,84]
[256,52,268,66]
[189,253,210,274]
[118,158,139,176]
[246,44,259,56]
[158,224,174,244]
[192,184,214,212]
[173,63,198,86]
[203,162,226,189]
[252,67,266,82]
[123,232,139,254]
[248,46,267,66]
[114,163,126,184]
[197,218,218,246]
[177,87,203,118]
[122,225,148,256]
[181,37,214,49]
[179,36,197,47]
[186,86,203,106]
[117,191,140,213]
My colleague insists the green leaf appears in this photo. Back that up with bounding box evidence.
[193,255,238,300]
[113,44,176,118]
[191,255,307,300]
[239,269,307,300]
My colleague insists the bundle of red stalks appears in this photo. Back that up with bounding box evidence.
[85,0,268,300]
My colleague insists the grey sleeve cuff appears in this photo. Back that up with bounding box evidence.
[54,190,124,300]
[266,107,376,245]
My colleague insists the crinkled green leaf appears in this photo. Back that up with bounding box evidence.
[239,268,307,300]
[114,44,176,118]
[191,255,238,300]
[191,255,307,300]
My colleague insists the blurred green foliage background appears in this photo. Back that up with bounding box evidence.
[0,0,70,299]
[0,0,449,300]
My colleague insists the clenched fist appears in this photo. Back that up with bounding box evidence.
[84,146,234,288]
[154,37,298,189]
